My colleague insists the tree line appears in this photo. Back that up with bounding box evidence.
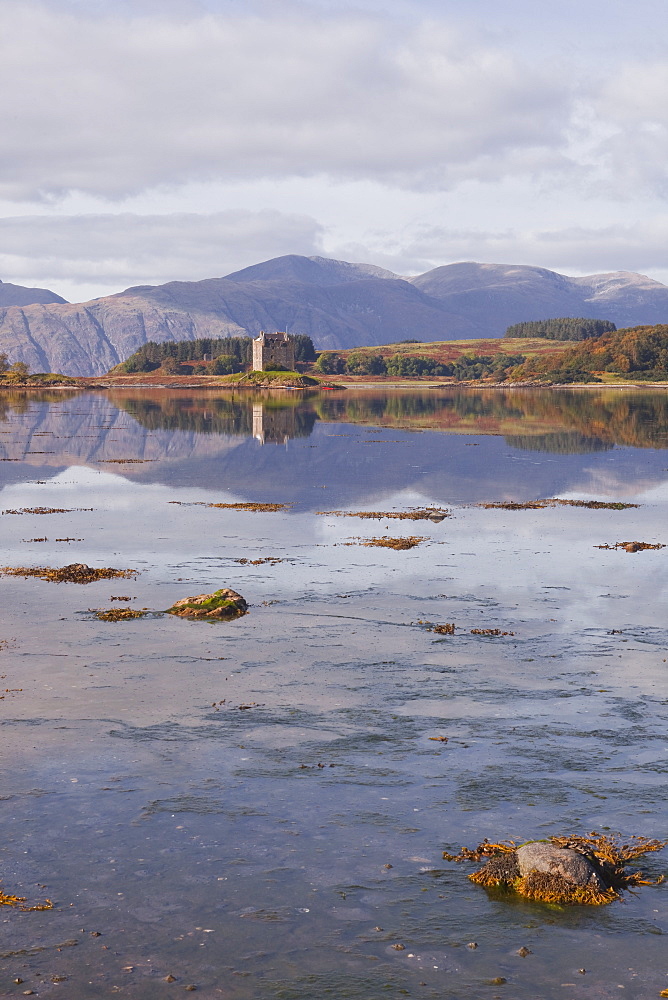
[504,318,617,341]
[120,335,316,374]
[315,350,526,379]
[507,324,668,382]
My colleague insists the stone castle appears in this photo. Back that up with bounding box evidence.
[252,331,295,371]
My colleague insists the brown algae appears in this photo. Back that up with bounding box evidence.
[93,608,149,621]
[2,507,94,515]
[317,508,449,521]
[470,628,516,636]
[234,557,285,565]
[480,499,639,511]
[0,563,137,584]
[596,541,665,552]
[0,887,53,911]
[443,833,666,906]
[347,536,426,550]
[208,502,291,512]
[168,501,292,511]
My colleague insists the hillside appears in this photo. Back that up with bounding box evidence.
[0,256,667,376]
[510,324,668,382]
[0,279,67,307]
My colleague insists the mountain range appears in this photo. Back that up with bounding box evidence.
[1,256,668,376]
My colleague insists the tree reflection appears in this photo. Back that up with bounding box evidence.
[2,387,665,454]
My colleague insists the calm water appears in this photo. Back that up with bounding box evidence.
[0,388,667,1000]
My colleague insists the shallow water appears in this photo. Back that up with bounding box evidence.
[0,388,667,999]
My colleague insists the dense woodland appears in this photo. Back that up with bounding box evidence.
[504,318,616,341]
[316,350,526,379]
[120,335,316,373]
[509,324,668,382]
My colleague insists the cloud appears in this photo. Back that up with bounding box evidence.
[589,62,668,198]
[383,219,668,276]
[0,2,575,201]
[0,210,323,294]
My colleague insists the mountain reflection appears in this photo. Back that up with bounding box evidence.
[109,388,668,453]
[1,388,668,506]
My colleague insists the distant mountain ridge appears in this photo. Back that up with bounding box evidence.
[1,256,667,376]
[0,279,67,308]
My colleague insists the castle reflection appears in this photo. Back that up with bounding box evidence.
[252,402,295,444]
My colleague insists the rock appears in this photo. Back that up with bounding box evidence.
[165,588,247,620]
[516,843,606,889]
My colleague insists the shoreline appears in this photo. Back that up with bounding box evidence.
[2,375,668,391]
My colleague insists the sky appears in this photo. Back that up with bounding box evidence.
[2,0,668,301]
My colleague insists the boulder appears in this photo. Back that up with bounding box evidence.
[166,588,247,620]
[516,842,606,889]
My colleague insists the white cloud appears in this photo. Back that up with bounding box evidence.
[590,63,668,198]
[381,218,668,278]
[0,210,323,297]
[0,2,574,201]
[2,0,668,298]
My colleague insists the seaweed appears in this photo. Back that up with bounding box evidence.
[317,508,449,521]
[345,536,426,550]
[546,499,639,509]
[479,501,547,510]
[93,608,149,621]
[0,887,53,911]
[168,501,292,511]
[0,563,137,584]
[234,558,284,565]
[207,502,291,512]
[596,541,665,552]
[443,832,666,906]
[2,507,94,515]
[480,499,639,510]
[470,628,515,636]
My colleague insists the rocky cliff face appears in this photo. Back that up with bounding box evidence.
[1,256,667,376]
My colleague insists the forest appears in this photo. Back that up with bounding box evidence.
[504,317,616,341]
[119,335,316,373]
[316,350,526,379]
[508,324,668,382]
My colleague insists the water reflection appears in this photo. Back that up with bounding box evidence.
[1,388,668,507]
[1,386,667,999]
[2,387,668,453]
[115,387,668,452]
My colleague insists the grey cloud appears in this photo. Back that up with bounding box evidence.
[0,210,323,292]
[388,220,668,276]
[0,2,574,201]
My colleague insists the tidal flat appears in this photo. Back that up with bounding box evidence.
[0,387,667,999]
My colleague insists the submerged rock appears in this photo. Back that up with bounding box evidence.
[166,588,247,620]
[516,842,606,889]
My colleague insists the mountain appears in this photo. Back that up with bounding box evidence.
[0,257,667,376]
[0,279,67,307]
[409,262,668,333]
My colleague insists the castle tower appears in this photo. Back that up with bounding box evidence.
[252,331,295,371]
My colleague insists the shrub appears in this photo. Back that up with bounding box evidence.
[315,352,346,374]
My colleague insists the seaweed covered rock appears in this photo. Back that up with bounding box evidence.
[443,832,666,906]
[166,588,247,620]
[516,842,606,889]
